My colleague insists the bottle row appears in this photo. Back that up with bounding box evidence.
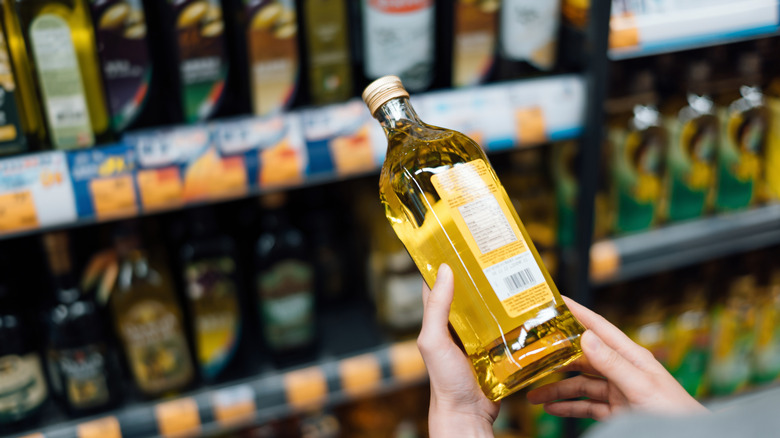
[594,41,780,238]
[0,0,585,156]
[596,245,780,399]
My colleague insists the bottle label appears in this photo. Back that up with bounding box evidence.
[0,353,48,423]
[708,304,754,395]
[171,0,228,122]
[431,159,553,318]
[303,0,351,104]
[0,29,25,153]
[119,300,193,393]
[29,14,94,149]
[257,259,314,350]
[362,0,434,92]
[499,0,560,71]
[185,257,240,380]
[453,0,497,87]
[666,113,717,221]
[715,99,765,211]
[245,0,299,116]
[91,0,153,132]
[47,344,110,410]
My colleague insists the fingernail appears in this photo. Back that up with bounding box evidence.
[582,330,602,353]
[437,264,452,284]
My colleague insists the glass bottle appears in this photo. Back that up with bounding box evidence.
[364,76,584,401]
[42,231,118,414]
[451,0,498,88]
[109,223,195,397]
[496,0,561,79]
[302,0,352,105]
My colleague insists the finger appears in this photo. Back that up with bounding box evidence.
[563,296,655,368]
[418,264,455,351]
[527,375,610,405]
[422,282,432,311]
[578,330,649,394]
[544,400,612,421]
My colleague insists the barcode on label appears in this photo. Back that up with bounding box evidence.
[504,268,536,293]
[56,109,86,125]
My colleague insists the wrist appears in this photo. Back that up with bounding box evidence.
[428,403,494,438]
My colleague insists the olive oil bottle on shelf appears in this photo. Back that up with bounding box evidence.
[364,76,585,401]
[14,0,110,149]
[496,0,561,79]
[360,0,436,93]
[180,208,242,382]
[451,0,498,88]
[145,0,230,123]
[665,274,710,398]
[42,232,118,415]
[89,0,158,132]
[109,224,195,397]
[301,0,352,105]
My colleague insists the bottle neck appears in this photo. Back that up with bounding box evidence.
[375,97,424,135]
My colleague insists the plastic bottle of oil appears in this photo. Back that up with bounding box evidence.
[364,76,585,401]
[14,0,110,149]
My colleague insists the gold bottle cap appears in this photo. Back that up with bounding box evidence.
[362,76,410,116]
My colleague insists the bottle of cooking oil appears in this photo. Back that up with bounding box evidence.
[15,0,110,149]
[496,0,561,79]
[451,0,498,88]
[302,0,352,105]
[364,76,584,401]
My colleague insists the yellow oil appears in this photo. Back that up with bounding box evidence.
[377,98,584,401]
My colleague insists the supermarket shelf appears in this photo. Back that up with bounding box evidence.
[590,203,780,286]
[0,74,585,241]
[6,340,427,438]
[609,0,780,60]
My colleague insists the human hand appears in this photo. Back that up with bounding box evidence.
[417,264,499,438]
[527,296,708,421]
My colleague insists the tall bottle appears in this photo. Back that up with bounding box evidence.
[496,0,561,79]
[302,0,352,105]
[109,223,195,397]
[255,193,316,360]
[14,0,110,149]
[364,76,585,401]
[451,0,498,88]
[360,0,436,93]
[89,0,158,132]
[180,208,242,382]
[42,231,118,414]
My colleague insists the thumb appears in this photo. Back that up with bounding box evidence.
[580,330,647,393]
[418,264,454,350]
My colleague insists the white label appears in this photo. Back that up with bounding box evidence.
[47,95,90,128]
[500,0,560,68]
[483,251,546,302]
[362,0,434,91]
[385,273,424,329]
[458,195,518,254]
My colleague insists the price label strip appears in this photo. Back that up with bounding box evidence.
[89,175,138,220]
[212,385,256,427]
[0,190,38,232]
[389,340,427,382]
[77,416,122,438]
[284,366,328,409]
[339,353,382,397]
[155,397,201,437]
[516,106,547,146]
[136,167,183,211]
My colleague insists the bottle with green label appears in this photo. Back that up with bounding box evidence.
[255,193,316,360]
[496,0,561,79]
[714,52,768,211]
[302,0,351,105]
[752,264,780,384]
[144,0,230,123]
[180,207,242,382]
[14,0,111,149]
[89,0,159,132]
[451,0,498,87]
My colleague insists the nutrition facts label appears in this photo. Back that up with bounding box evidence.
[459,195,518,254]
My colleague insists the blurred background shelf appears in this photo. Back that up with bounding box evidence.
[590,203,780,286]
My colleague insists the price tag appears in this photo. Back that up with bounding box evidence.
[213,385,256,426]
[590,241,620,282]
[284,366,327,409]
[18,434,44,438]
[77,416,121,438]
[329,126,375,176]
[0,190,38,232]
[339,353,381,397]
[211,155,248,198]
[610,14,640,49]
[516,107,547,146]
[136,167,183,211]
[389,340,426,382]
[156,398,200,437]
[260,141,303,188]
[89,175,138,220]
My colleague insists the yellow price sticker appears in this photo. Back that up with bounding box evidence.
[610,13,640,49]
[155,397,201,438]
[89,175,138,220]
[339,353,381,397]
[389,340,427,382]
[211,155,248,199]
[516,106,547,146]
[0,190,38,232]
[260,140,304,188]
[284,366,328,409]
[330,126,375,176]
[77,416,121,438]
[590,240,620,282]
[213,385,256,427]
[137,167,183,211]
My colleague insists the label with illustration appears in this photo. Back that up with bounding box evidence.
[0,353,48,424]
[171,0,227,122]
[29,14,94,149]
[118,300,194,394]
[666,309,710,397]
[752,285,780,384]
[766,96,780,200]
[47,344,110,410]
[500,0,560,71]
[0,29,25,154]
[665,100,718,221]
[707,303,755,396]
[91,0,152,132]
[362,0,434,92]
[303,0,351,104]
[185,257,241,381]
[257,259,314,351]
[715,87,767,211]
[245,0,299,115]
[453,0,497,87]
[431,160,553,318]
